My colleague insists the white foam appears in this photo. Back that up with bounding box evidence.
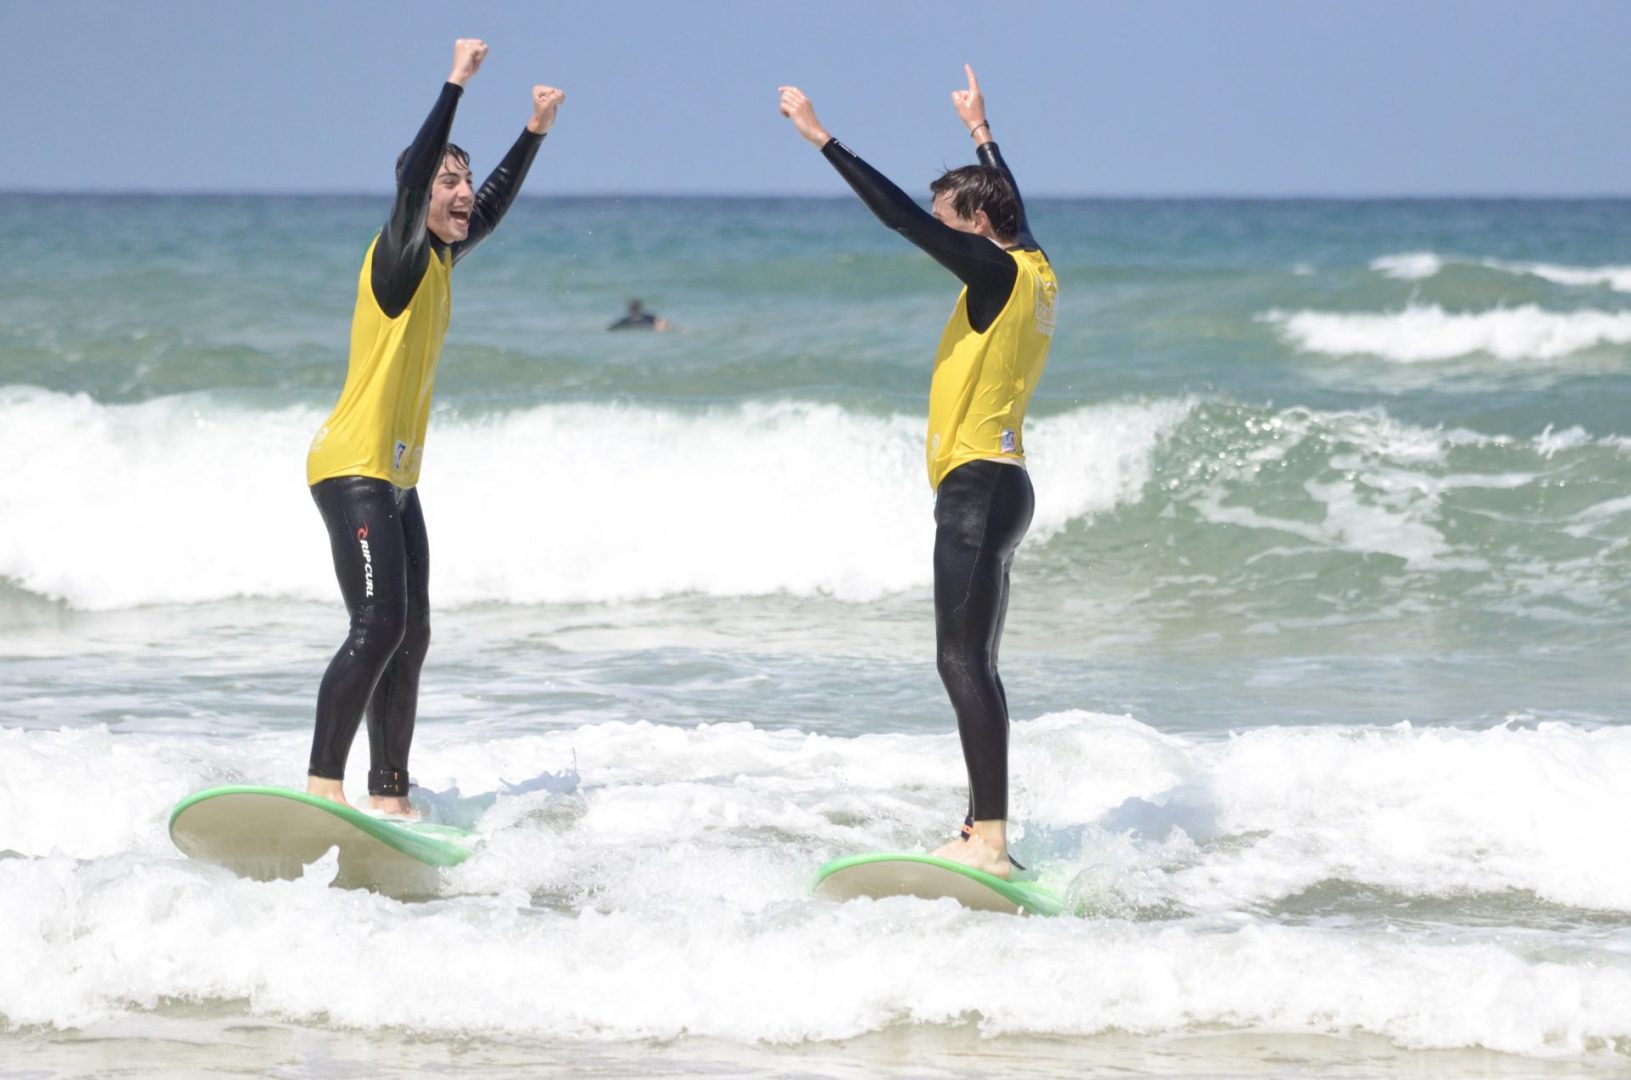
[1486,258,1631,293]
[0,389,1190,610]
[1181,408,1513,571]
[1370,252,1444,280]
[4,713,1631,1054]
[1263,304,1631,362]
[1370,251,1631,292]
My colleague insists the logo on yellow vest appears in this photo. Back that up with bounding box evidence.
[1034,277,1058,337]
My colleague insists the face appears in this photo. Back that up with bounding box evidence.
[426,153,475,243]
[932,191,987,237]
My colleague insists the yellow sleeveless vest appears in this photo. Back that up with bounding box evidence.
[306,237,452,488]
[925,247,1058,490]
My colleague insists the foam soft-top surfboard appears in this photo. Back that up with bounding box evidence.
[169,785,475,897]
[813,852,1062,916]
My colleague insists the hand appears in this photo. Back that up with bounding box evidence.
[448,39,488,87]
[528,85,566,134]
[950,64,988,139]
[777,86,831,148]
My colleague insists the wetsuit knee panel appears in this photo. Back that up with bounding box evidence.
[398,612,431,657]
[348,601,411,656]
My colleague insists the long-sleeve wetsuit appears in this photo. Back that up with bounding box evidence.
[820,138,1041,333]
[820,136,1058,827]
[307,84,545,798]
[372,82,544,317]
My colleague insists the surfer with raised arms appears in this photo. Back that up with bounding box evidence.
[305,39,565,816]
[777,67,1058,878]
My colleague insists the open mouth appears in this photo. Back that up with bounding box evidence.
[449,209,471,227]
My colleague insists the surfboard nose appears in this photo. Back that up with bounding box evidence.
[169,786,474,899]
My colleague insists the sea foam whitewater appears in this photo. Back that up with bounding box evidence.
[1372,250,1631,292]
[1264,303,1631,362]
[0,389,1187,608]
[5,194,1631,1077]
[6,715,1631,1055]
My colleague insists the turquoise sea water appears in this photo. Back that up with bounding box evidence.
[4,194,1631,1076]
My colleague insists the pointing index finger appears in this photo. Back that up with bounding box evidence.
[964,64,980,95]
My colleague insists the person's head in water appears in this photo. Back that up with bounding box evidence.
[609,297,668,331]
[397,143,475,244]
[930,165,1019,245]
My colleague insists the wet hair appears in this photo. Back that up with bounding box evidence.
[394,142,470,183]
[929,165,1019,240]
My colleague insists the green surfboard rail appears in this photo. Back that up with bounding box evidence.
[814,851,1064,916]
[169,785,474,868]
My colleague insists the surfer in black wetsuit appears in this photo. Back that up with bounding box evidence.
[608,298,670,331]
[305,40,565,817]
[778,68,1059,878]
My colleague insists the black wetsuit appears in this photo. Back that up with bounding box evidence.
[822,137,1041,822]
[308,84,543,797]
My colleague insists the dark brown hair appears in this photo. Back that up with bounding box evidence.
[395,143,469,183]
[929,165,1019,240]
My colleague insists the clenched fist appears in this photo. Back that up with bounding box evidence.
[448,39,488,87]
[528,85,566,134]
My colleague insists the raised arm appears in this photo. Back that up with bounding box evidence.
[952,64,1035,249]
[452,84,565,265]
[373,39,486,316]
[777,85,1015,291]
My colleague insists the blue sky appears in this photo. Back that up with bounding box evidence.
[4,0,1629,196]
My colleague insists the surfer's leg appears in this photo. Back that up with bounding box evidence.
[308,477,411,804]
[930,461,1034,875]
[365,487,430,816]
[992,561,1013,712]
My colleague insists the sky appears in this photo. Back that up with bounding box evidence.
[4,0,1629,197]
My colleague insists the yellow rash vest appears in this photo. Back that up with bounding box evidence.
[307,237,451,489]
[925,247,1058,490]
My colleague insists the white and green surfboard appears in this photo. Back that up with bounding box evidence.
[169,785,475,897]
[813,852,1062,916]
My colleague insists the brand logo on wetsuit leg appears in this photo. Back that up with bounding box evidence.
[357,524,374,598]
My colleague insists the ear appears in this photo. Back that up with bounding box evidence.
[972,208,994,237]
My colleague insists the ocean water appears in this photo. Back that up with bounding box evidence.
[4,193,1631,1077]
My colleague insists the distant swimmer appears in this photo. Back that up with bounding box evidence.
[778,66,1058,878]
[608,298,670,331]
[305,39,565,817]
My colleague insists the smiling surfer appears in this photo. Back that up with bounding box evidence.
[778,67,1058,878]
[305,40,565,816]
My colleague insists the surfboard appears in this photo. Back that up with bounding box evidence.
[812,852,1062,916]
[169,785,475,898]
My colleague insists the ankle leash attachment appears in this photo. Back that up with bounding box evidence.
[368,768,411,798]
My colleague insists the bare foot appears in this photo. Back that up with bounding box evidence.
[369,795,420,820]
[931,818,1010,878]
[306,776,351,807]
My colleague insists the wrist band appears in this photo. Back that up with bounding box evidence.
[971,120,990,137]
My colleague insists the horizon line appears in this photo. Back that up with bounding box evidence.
[4,188,1631,202]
